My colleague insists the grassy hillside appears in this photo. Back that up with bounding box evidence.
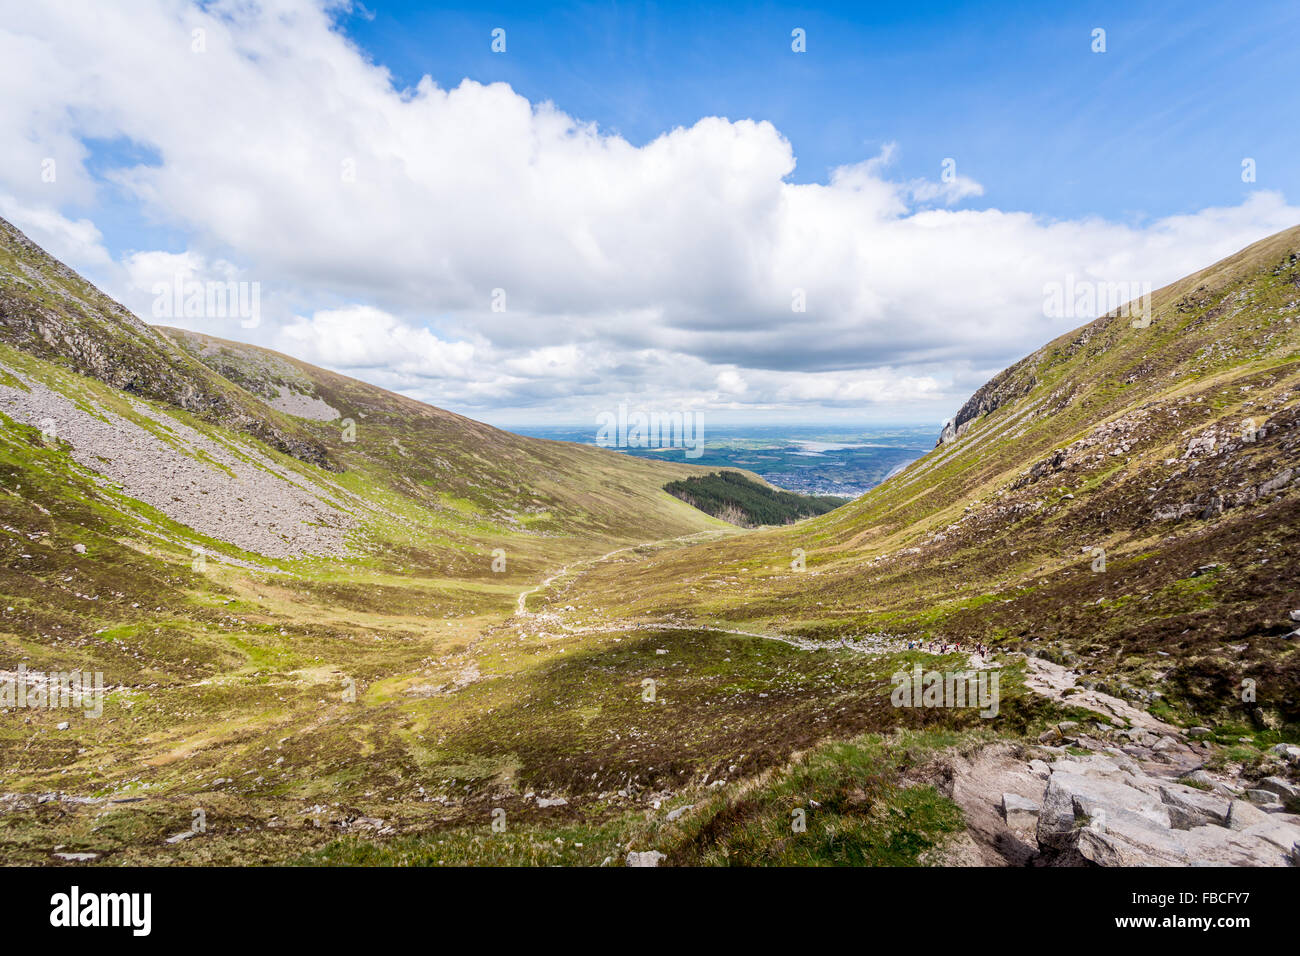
[0,217,336,469]
[0,218,749,864]
[160,327,731,548]
[1,218,1297,867]
[550,228,1300,728]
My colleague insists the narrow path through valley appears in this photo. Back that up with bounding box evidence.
[509,535,1187,733]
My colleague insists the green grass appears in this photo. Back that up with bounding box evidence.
[296,728,972,867]
[1,218,1298,866]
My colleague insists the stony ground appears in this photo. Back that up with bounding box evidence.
[919,654,1300,866]
[0,363,354,558]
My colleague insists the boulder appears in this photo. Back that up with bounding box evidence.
[1238,820,1300,858]
[1227,799,1271,831]
[1183,769,1217,788]
[625,850,666,867]
[1245,789,1282,807]
[1037,771,1170,850]
[1256,776,1298,803]
[1050,754,1126,778]
[1075,813,1187,866]
[1176,824,1292,866]
[1001,792,1040,831]
[1158,784,1231,829]
[1101,749,1143,776]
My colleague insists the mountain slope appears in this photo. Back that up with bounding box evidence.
[0,217,336,470]
[0,217,740,864]
[556,227,1300,725]
[1,218,1297,868]
[156,326,734,547]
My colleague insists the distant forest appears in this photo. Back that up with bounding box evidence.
[664,471,847,527]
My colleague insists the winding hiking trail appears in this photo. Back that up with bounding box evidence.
[510,535,1179,732]
[511,534,999,665]
[513,530,731,616]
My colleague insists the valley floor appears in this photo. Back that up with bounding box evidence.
[3,529,1297,867]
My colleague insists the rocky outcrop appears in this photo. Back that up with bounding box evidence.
[0,216,336,471]
[927,655,1300,867]
[938,741,1299,867]
[937,359,1038,446]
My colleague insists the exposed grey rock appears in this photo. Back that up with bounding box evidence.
[1050,754,1126,778]
[1076,813,1187,866]
[0,368,354,558]
[625,849,666,867]
[1158,783,1231,829]
[1245,789,1283,807]
[1001,792,1039,830]
[1238,819,1300,858]
[1037,771,1170,850]
[1176,823,1292,866]
[267,383,340,422]
[934,367,1036,448]
[1259,468,1295,496]
[1227,799,1271,831]
[1100,748,1143,776]
[1256,777,1298,802]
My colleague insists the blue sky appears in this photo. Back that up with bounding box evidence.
[340,0,1298,221]
[2,0,1298,427]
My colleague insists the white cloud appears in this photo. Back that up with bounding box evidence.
[0,195,111,269]
[277,307,478,381]
[0,0,1296,426]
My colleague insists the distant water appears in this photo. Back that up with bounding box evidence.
[504,423,934,498]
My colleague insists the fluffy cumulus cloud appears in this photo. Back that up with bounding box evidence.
[1,0,1297,425]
